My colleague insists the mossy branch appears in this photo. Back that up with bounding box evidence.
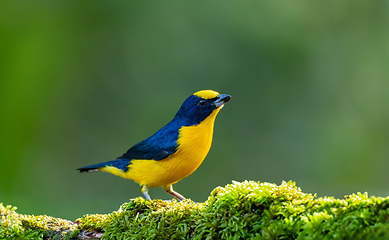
[1,181,389,239]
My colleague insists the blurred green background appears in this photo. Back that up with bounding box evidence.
[1,1,389,220]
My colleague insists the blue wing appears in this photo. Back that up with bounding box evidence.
[119,124,179,161]
[77,120,181,173]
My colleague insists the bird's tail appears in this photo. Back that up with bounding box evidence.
[77,159,132,173]
[77,162,107,172]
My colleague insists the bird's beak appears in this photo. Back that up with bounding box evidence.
[214,94,231,108]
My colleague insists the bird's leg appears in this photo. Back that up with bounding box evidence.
[163,185,186,201]
[141,185,152,200]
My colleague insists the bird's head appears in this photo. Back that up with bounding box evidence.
[174,90,231,126]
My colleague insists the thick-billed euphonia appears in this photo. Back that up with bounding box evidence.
[77,90,231,200]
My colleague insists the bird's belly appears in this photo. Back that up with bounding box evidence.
[124,147,209,188]
[124,119,216,188]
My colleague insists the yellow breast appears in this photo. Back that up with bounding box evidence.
[120,108,221,188]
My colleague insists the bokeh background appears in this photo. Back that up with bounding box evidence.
[1,1,389,220]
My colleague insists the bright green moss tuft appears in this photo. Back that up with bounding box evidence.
[99,198,205,239]
[2,181,389,239]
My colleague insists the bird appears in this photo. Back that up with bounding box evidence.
[77,90,231,201]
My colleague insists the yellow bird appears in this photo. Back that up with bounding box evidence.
[78,90,231,200]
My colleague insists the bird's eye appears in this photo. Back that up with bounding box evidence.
[198,99,207,106]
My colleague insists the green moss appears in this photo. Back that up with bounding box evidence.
[0,203,77,239]
[2,181,389,239]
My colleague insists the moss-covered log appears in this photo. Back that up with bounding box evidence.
[1,181,389,239]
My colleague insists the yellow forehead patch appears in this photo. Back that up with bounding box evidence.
[193,90,220,99]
